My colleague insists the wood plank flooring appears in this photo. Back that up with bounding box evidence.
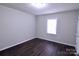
[0,38,76,56]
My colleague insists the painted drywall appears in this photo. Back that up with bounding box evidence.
[0,5,36,51]
[76,11,79,55]
[36,11,78,46]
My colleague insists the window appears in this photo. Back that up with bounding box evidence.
[47,18,57,34]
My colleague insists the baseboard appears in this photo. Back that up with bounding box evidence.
[37,37,75,47]
[0,37,35,51]
[0,37,75,51]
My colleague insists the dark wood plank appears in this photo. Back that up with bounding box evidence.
[0,38,76,56]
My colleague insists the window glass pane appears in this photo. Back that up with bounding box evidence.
[47,19,57,34]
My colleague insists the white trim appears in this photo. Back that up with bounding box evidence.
[38,37,75,47]
[0,37,35,51]
[0,37,75,51]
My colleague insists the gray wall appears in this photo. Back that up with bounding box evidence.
[36,11,78,46]
[76,11,79,54]
[0,5,36,51]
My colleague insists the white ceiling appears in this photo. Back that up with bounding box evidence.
[0,3,79,15]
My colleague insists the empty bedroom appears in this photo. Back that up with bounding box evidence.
[0,3,79,56]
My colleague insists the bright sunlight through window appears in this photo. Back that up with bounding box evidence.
[47,18,57,34]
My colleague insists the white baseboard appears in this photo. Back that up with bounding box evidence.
[0,37,75,51]
[38,37,75,47]
[0,37,35,51]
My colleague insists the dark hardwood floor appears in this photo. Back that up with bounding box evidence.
[0,38,76,56]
